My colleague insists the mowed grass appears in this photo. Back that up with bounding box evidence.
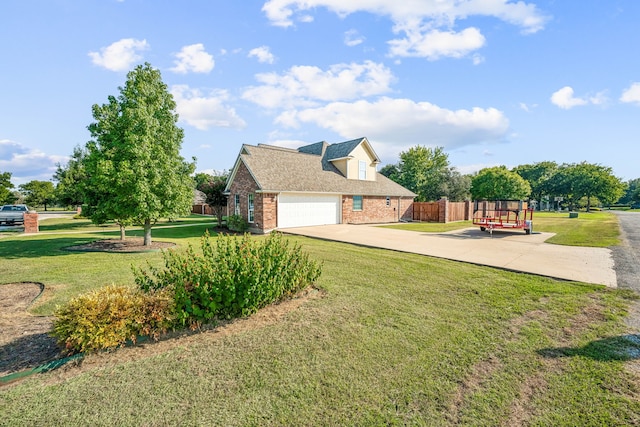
[1,217,639,425]
[381,211,620,248]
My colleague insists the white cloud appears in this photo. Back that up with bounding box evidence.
[550,86,607,109]
[388,27,486,60]
[275,97,509,152]
[171,85,247,130]
[620,82,640,105]
[262,0,549,59]
[242,60,395,108]
[88,38,149,72]
[248,46,276,64]
[170,44,214,74]
[344,29,365,47]
[0,139,67,184]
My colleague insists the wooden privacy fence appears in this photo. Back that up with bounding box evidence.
[412,198,473,223]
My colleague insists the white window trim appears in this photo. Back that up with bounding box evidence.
[359,160,366,180]
[234,194,240,215]
[248,194,255,223]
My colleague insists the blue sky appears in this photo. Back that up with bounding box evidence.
[1,0,639,187]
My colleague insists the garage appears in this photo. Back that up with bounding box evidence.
[278,193,341,228]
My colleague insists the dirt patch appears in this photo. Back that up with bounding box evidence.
[66,238,176,253]
[0,281,324,382]
[0,283,62,376]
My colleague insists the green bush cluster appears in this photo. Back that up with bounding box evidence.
[52,285,175,353]
[226,214,249,232]
[134,232,322,326]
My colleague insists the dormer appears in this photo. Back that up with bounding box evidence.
[324,137,380,181]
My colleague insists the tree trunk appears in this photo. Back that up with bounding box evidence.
[586,196,591,212]
[143,219,152,246]
[119,224,126,240]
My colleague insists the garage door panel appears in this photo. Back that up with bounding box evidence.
[278,193,340,228]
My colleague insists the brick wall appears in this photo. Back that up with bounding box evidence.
[342,195,413,224]
[227,161,258,225]
[255,192,278,233]
[23,211,39,233]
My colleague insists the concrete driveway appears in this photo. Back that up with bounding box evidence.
[282,224,617,287]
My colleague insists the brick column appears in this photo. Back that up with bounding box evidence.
[23,211,39,233]
[438,197,448,223]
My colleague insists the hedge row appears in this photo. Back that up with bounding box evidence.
[52,232,322,353]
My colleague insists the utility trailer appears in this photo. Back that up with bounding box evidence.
[472,200,533,235]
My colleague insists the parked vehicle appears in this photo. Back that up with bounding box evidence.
[0,204,29,225]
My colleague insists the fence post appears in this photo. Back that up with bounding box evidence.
[438,197,448,223]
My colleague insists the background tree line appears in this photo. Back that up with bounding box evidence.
[380,145,634,211]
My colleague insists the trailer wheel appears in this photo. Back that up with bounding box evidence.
[525,228,531,235]
[480,227,486,232]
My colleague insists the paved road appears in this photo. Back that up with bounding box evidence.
[611,211,640,291]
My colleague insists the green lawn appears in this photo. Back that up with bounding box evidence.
[380,211,620,248]
[1,217,639,425]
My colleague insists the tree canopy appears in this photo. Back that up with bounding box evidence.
[544,162,625,211]
[470,166,531,201]
[381,145,469,201]
[83,63,195,245]
[54,146,87,208]
[0,171,16,204]
[197,173,228,227]
[19,180,56,210]
[619,178,640,206]
[512,161,558,204]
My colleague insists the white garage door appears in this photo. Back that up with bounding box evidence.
[278,193,341,228]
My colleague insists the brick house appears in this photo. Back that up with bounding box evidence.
[224,137,416,233]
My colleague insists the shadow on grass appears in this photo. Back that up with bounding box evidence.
[0,224,221,259]
[0,332,63,376]
[538,334,640,361]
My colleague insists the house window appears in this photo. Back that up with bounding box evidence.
[386,196,391,206]
[353,195,363,211]
[248,194,254,223]
[234,194,240,215]
[359,160,366,180]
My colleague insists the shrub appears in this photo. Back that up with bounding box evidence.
[134,232,322,326]
[226,214,249,232]
[52,285,175,354]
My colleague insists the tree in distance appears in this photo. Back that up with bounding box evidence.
[471,166,531,201]
[197,173,228,227]
[18,180,56,210]
[83,63,195,245]
[381,146,470,201]
[53,146,87,209]
[0,171,17,205]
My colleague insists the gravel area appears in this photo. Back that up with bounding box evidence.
[610,211,640,330]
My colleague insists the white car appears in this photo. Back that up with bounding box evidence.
[0,204,29,225]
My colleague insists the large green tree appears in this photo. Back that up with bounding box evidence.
[546,162,625,211]
[382,146,468,201]
[470,166,531,201]
[0,171,16,204]
[19,180,56,210]
[54,146,87,208]
[512,161,558,207]
[84,63,195,245]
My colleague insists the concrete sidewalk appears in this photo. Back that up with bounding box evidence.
[282,224,617,287]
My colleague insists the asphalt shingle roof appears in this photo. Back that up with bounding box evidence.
[236,141,416,197]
